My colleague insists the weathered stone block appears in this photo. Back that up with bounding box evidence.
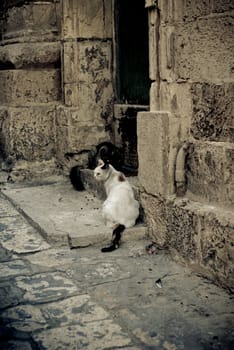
[0,42,60,69]
[140,193,199,258]
[158,0,184,24]
[167,201,199,261]
[174,15,234,81]
[63,41,79,84]
[137,112,174,196]
[148,8,159,81]
[56,106,108,166]
[159,81,192,139]
[16,272,79,303]
[33,321,132,350]
[159,25,177,81]
[4,2,59,40]
[158,0,232,23]
[62,0,112,39]
[140,192,168,246]
[0,69,60,105]
[199,209,234,291]
[182,0,211,21]
[63,79,113,124]
[9,159,59,183]
[0,211,50,254]
[79,41,112,82]
[191,83,234,142]
[63,40,112,84]
[212,0,234,13]
[141,191,234,291]
[186,141,234,204]
[63,84,80,107]
[64,80,113,109]
[149,82,160,110]
[2,107,56,161]
[63,40,113,110]
[138,107,191,196]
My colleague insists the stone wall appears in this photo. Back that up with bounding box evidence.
[0,0,61,181]
[0,0,114,179]
[138,0,234,291]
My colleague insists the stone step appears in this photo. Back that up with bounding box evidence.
[81,168,234,291]
[1,180,146,249]
[141,191,234,291]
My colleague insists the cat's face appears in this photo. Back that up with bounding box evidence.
[94,159,110,182]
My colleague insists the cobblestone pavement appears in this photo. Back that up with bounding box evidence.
[0,191,234,350]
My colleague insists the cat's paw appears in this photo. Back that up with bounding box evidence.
[101,243,119,253]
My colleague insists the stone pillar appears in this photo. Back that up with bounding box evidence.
[138,112,171,196]
[56,0,114,171]
[141,1,191,197]
[0,0,61,181]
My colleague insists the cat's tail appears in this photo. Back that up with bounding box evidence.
[101,224,125,253]
[69,166,85,191]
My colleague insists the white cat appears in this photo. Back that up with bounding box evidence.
[94,159,139,252]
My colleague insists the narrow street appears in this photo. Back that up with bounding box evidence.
[0,181,233,350]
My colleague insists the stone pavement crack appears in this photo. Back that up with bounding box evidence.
[88,276,135,288]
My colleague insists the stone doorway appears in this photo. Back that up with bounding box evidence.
[113,0,150,175]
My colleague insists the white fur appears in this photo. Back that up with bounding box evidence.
[94,160,139,228]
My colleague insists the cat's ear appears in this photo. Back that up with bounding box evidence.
[101,160,110,170]
[97,158,109,169]
[97,159,104,167]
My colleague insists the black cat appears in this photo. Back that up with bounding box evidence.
[69,142,124,191]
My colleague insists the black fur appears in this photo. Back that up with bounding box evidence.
[101,224,125,252]
[69,142,123,191]
[69,166,85,191]
[89,142,123,170]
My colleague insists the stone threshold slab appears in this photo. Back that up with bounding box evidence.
[2,182,146,248]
